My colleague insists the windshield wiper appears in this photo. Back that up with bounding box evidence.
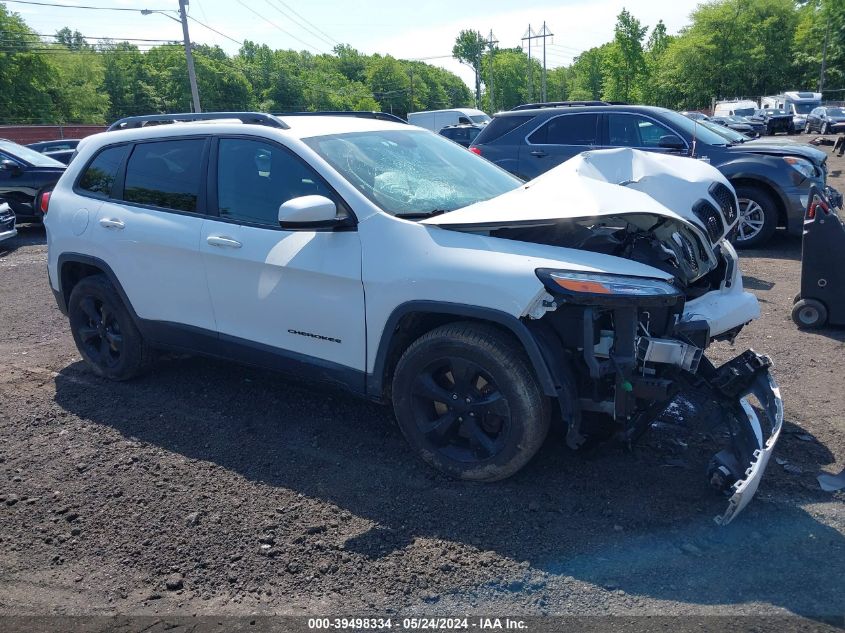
[394,209,451,219]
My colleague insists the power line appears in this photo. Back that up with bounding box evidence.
[262,0,336,49]
[3,0,175,12]
[270,0,340,46]
[186,14,243,46]
[233,0,325,53]
[8,32,178,43]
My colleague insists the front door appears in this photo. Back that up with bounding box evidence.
[200,136,366,377]
[519,112,600,179]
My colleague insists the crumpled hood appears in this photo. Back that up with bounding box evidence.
[423,147,731,238]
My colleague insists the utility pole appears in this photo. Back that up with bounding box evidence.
[522,25,535,102]
[178,0,201,113]
[819,18,831,95]
[487,30,498,112]
[539,22,553,102]
[522,24,553,103]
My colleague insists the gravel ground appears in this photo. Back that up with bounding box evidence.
[1,148,843,619]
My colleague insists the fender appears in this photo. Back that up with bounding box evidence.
[367,300,559,400]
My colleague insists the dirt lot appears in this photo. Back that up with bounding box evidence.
[1,150,844,620]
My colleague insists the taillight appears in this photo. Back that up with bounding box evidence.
[469,146,481,155]
[807,196,829,220]
[39,191,51,214]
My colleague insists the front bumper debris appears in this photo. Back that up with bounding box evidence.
[695,350,783,525]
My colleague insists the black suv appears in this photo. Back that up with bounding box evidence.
[0,139,66,222]
[471,103,835,247]
[439,123,484,147]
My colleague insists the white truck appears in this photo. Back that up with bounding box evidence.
[407,108,490,132]
[761,91,822,131]
[713,99,759,118]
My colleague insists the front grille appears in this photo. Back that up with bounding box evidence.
[709,182,738,225]
[692,199,725,243]
[673,231,699,276]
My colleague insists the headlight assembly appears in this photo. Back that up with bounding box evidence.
[536,269,682,306]
[784,156,816,180]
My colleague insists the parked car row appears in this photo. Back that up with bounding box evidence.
[0,139,66,224]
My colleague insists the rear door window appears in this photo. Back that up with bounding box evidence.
[77,145,128,198]
[123,139,206,213]
[527,114,599,146]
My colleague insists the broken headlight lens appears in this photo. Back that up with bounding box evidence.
[539,270,680,297]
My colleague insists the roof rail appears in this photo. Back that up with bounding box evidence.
[106,112,289,132]
[274,111,407,124]
[510,101,610,111]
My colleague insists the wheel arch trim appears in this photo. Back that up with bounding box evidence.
[367,300,558,400]
[56,253,140,323]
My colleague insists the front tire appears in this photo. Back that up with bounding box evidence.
[733,185,778,248]
[391,322,550,482]
[792,299,827,329]
[68,274,149,380]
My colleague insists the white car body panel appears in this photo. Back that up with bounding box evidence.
[94,200,215,331]
[199,218,366,370]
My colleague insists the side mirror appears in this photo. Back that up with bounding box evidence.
[0,159,21,174]
[657,134,685,150]
[278,195,351,230]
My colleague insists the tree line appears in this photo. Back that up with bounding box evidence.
[0,3,472,125]
[458,0,842,112]
[0,0,841,125]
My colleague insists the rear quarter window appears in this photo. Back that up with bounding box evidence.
[77,145,129,198]
[473,115,535,144]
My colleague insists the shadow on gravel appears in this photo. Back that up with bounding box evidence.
[53,356,845,616]
[739,233,801,262]
[0,224,46,256]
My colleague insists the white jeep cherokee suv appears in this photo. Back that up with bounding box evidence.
[45,112,782,524]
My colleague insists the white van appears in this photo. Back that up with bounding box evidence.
[713,100,759,118]
[407,108,490,132]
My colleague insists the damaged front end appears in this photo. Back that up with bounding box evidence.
[530,267,782,524]
[424,148,783,523]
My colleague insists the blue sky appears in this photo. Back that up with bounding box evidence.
[9,0,703,86]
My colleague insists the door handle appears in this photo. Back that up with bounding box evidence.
[529,150,548,157]
[207,235,242,249]
[99,218,125,230]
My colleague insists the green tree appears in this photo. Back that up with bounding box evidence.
[794,0,844,92]
[568,46,606,100]
[452,29,486,107]
[604,8,647,102]
[366,55,410,116]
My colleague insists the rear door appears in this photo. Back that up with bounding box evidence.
[92,137,216,332]
[518,112,599,180]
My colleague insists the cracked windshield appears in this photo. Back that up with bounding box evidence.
[304,130,521,218]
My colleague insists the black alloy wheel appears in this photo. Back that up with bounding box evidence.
[409,356,511,464]
[68,274,150,380]
[392,322,550,481]
[76,296,123,369]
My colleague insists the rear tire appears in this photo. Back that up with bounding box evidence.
[733,185,778,249]
[391,322,550,482]
[792,299,827,329]
[68,274,149,380]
